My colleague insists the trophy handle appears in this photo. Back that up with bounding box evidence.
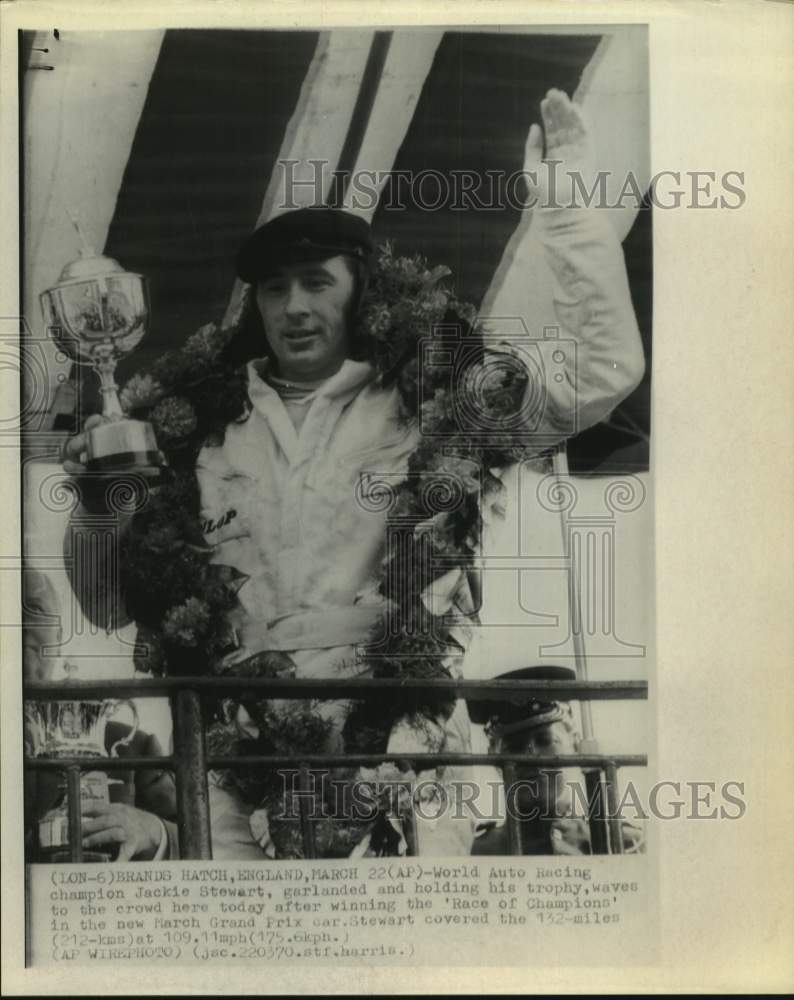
[106,699,140,756]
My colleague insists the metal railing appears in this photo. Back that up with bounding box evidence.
[24,676,648,860]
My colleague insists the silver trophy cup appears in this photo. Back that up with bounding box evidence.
[40,217,166,475]
[24,698,140,760]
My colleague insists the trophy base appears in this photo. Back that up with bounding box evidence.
[85,419,167,477]
[36,847,113,865]
[38,847,113,864]
[84,452,164,472]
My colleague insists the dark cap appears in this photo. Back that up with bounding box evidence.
[467,665,577,732]
[236,207,374,282]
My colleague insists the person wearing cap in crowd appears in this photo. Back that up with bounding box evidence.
[62,90,645,857]
[22,570,180,861]
[468,666,643,855]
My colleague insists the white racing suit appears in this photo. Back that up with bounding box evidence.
[196,206,645,859]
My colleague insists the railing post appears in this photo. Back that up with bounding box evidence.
[297,765,317,859]
[171,688,212,859]
[66,766,83,863]
[402,786,419,857]
[604,762,625,855]
[502,762,523,856]
[585,769,610,854]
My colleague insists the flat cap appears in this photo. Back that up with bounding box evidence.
[467,665,577,729]
[236,206,374,282]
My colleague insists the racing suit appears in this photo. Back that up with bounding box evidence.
[192,205,645,857]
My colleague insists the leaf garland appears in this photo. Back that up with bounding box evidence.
[120,241,549,813]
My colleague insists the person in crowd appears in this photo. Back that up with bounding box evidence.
[23,569,179,861]
[468,666,644,855]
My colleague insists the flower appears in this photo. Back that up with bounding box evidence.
[452,299,477,327]
[150,396,197,442]
[426,453,481,495]
[162,597,211,646]
[184,322,225,362]
[420,265,452,291]
[119,373,164,414]
[414,511,461,555]
[361,303,392,340]
[418,387,455,431]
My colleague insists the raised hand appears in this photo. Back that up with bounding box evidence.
[523,88,594,207]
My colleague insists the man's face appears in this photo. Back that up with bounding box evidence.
[254,255,355,381]
[508,719,578,817]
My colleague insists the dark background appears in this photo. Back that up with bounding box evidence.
[38,29,652,472]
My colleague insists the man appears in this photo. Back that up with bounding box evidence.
[23,570,178,861]
[62,90,644,857]
[468,666,644,855]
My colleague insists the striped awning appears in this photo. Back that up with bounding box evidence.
[22,25,650,471]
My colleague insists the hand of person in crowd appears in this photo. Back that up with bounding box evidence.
[81,802,165,861]
[620,819,646,854]
[549,816,592,855]
[523,87,594,207]
[550,815,646,855]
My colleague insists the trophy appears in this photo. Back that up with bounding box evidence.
[25,696,141,862]
[40,212,166,476]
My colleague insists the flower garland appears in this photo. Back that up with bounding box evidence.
[118,241,548,854]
